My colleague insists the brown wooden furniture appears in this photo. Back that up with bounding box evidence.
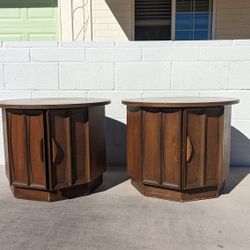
[122,97,239,202]
[0,98,110,202]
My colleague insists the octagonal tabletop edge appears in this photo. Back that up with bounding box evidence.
[0,98,111,109]
[122,97,239,108]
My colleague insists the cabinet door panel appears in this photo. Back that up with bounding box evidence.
[71,109,90,185]
[127,107,142,180]
[184,107,224,189]
[142,109,161,185]
[185,109,206,189]
[27,111,47,189]
[7,111,28,187]
[162,109,182,189]
[49,110,71,190]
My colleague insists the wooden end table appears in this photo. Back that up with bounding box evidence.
[0,98,110,201]
[122,97,239,202]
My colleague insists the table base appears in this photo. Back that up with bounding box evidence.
[131,179,225,202]
[10,175,103,202]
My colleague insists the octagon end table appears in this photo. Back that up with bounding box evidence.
[0,98,110,201]
[122,97,239,202]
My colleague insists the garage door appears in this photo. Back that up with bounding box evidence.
[0,0,58,41]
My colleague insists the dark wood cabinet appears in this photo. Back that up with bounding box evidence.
[123,97,239,202]
[1,98,110,201]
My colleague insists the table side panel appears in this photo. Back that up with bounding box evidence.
[2,109,10,182]
[221,106,232,184]
[205,107,224,186]
[89,106,106,180]
[142,108,161,185]
[71,109,90,185]
[127,107,142,180]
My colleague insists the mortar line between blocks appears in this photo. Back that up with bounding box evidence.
[170,61,173,89]
[57,62,60,90]
[198,47,202,61]
[28,48,31,62]
[84,47,87,62]
[2,64,5,89]
[113,62,116,90]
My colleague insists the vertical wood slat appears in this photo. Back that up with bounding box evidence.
[185,108,206,189]
[48,110,71,190]
[66,114,72,187]
[89,106,106,180]
[162,109,182,189]
[127,107,142,181]
[142,108,161,185]
[46,110,52,190]
[27,111,47,190]
[71,108,90,185]
[7,110,29,187]
[2,109,10,182]
[205,107,224,186]
[220,106,232,184]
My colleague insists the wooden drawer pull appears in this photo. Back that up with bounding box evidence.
[186,136,193,163]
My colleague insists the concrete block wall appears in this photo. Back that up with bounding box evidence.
[0,40,250,166]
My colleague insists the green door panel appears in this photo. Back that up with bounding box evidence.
[0,0,58,41]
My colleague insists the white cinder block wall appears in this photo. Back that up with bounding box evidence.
[0,40,250,166]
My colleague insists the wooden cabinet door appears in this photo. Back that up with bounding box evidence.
[7,110,46,189]
[184,107,224,189]
[48,109,90,190]
[48,110,71,190]
[141,108,182,188]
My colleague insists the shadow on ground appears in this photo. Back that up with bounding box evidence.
[222,166,250,194]
[105,117,127,167]
[231,127,250,165]
[94,168,129,193]
[95,166,250,195]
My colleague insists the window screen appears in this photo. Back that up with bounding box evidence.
[135,0,172,40]
[175,0,212,40]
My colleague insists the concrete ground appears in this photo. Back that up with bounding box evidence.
[0,166,250,250]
